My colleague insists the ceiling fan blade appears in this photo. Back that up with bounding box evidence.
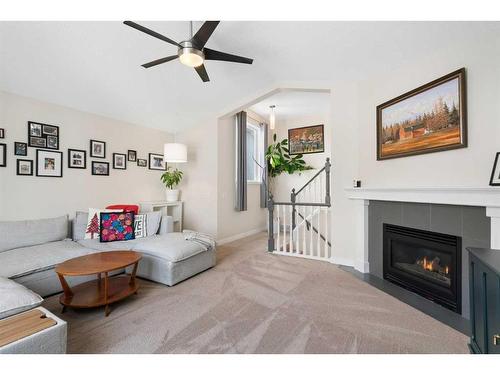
[124,21,180,47]
[141,55,178,68]
[191,21,220,49]
[195,64,210,82]
[203,48,253,64]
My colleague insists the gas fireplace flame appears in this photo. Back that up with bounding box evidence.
[418,256,449,276]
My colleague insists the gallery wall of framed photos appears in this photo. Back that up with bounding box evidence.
[0,91,173,221]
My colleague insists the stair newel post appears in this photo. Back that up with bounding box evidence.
[291,188,296,231]
[267,193,275,252]
[325,158,331,206]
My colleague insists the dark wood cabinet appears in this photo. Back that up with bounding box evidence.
[468,248,500,354]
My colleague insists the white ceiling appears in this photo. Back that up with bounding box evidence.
[1,21,499,133]
[249,90,330,122]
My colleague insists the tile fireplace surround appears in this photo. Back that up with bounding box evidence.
[345,187,499,319]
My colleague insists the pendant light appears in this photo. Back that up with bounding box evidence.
[269,105,276,130]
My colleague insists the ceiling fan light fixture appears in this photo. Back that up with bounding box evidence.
[178,48,205,67]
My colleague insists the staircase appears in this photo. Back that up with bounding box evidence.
[267,158,331,261]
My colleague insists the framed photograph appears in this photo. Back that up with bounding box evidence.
[113,153,127,169]
[0,128,4,138]
[28,121,59,150]
[36,149,63,177]
[128,150,137,162]
[0,143,6,167]
[90,139,106,158]
[14,142,27,156]
[47,135,58,149]
[42,124,58,136]
[148,153,165,170]
[68,148,87,169]
[92,161,109,176]
[288,124,325,155]
[29,137,46,148]
[137,158,147,167]
[377,68,467,160]
[16,159,33,176]
[490,152,500,186]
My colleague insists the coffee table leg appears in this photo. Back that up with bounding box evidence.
[103,272,110,317]
[130,261,139,294]
[57,273,73,313]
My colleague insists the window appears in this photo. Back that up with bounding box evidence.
[246,119,263,183]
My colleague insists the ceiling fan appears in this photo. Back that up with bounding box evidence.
[124,21,254,82]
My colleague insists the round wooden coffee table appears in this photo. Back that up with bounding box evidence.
[55,251,142,317]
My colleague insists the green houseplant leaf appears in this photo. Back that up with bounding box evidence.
[160,167,183,189]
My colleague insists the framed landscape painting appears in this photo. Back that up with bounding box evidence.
[288,124,324,155]
[377,68,467,160]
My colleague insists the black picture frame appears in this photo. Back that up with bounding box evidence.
[148,153,166,171]
[0,128,4,138]
[376,68,467,160]
[489,152,500,186]
[14,142,28,156]
[137,159,147,167]
[16,159,33,176]
[127,150,137,162]
[92,161,110,176]
[288,124,325,155]
[113,153,127,169]
[68,148,87,169]
[0,143,6,167]
[36,149,63,177]
[28,121,60,150]
[90,139,106,158]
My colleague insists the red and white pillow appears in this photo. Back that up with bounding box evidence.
[84,208,122,239]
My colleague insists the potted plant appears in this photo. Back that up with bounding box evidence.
[160,167,183,202]
[265,134,313,194]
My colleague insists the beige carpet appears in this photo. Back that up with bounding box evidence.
[43,232,469,354]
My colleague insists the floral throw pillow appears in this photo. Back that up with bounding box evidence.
[99,212,135,243]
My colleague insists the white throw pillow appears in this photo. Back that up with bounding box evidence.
[84,208,122,239]
[134,214,147,238]
[0,277,43,320]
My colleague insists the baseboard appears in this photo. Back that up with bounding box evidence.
[217,227,267,245]
[330,256,355,268]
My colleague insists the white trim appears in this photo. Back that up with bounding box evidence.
[217,227,266,246]
[345,187,500,207]
[330,256,355,268]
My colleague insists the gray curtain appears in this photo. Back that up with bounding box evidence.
[260,122,269,208]
[235,111,247,211]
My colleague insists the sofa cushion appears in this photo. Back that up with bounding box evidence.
[131,233,209,262]
[0,240,95,279]
[145,211,161,236]
[0,277,43,319]
[0,215,69,253]
[72,211,88,241]
[77,238,141,252]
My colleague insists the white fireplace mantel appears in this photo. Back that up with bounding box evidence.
[344,187,500,273]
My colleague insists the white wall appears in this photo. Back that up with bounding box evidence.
[216,114,267,242]
[271,114,330,202]
[177,120,218,236]
[357,42,500,188]
[0,91,173,221]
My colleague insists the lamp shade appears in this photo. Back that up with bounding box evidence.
[163,143,187,163]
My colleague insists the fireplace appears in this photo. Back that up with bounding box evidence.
[383,224,461,313]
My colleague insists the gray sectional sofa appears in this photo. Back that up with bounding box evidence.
[0,213,216,297]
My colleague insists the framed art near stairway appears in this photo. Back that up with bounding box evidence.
[15,142,27,156]
[288,124,324,155]
[92,161,109,176]
[36,149,63,177]
[377,68,467,160]
[490,152,500,186]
